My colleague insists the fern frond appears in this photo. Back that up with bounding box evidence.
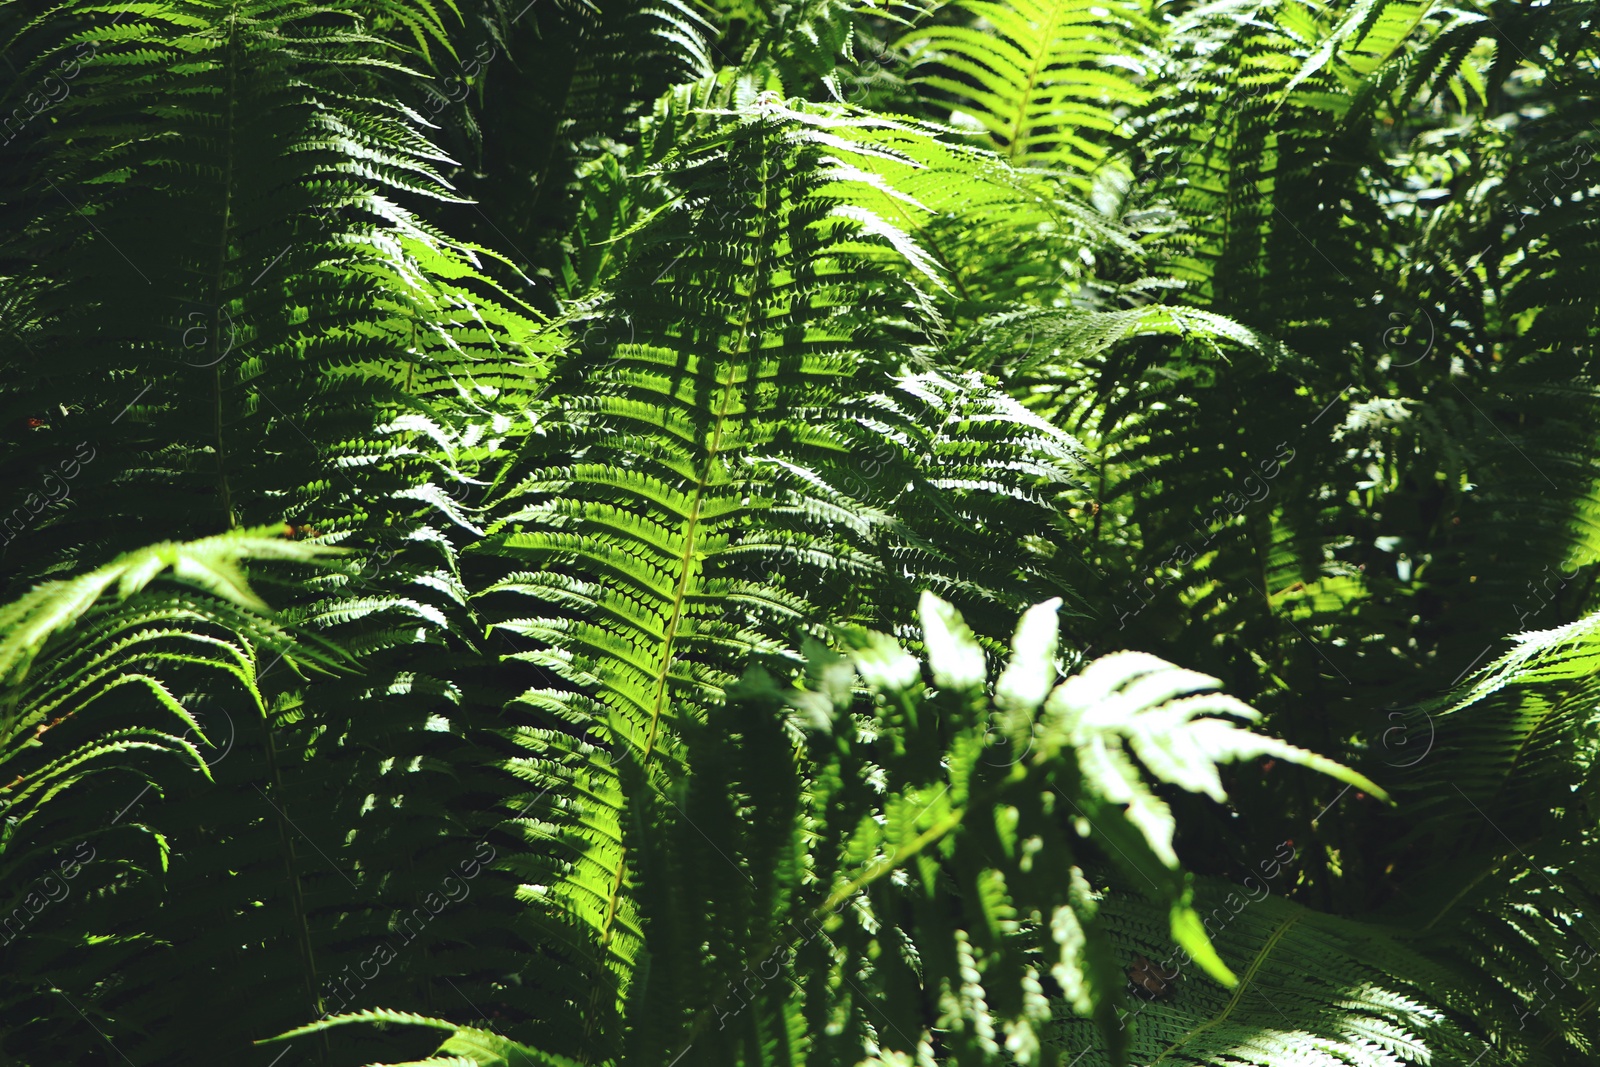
[0,531,347,1056]
[898,0,1152,186]
[1050,878,1484,1067]
[310,593,1383,1067]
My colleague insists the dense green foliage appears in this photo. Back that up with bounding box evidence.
[1,0,1598,1064]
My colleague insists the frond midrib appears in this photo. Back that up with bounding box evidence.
[582,118,777,1029]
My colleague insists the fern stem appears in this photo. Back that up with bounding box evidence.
[1004,0,1066,162]
[1092,435,1107,547]
[581,108,780,1056]
[822,807,966,913]
[1148,912,1300,1067]
[520,47,581,257]
[258,700,329,1062]
[213,364,235,530]
[210,6,241,530]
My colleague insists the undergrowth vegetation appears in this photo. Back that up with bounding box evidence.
[1,0,1598,1064]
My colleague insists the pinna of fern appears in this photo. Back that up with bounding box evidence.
[0,527,349,853]
[895,0,1154,190]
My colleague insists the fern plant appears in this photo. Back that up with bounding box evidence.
[0,0,555,1057]
[5,0,1600,1064]
[960,0,1600,917]
[272,591,1387,1066]
[0,529,345,1059]
[0,0,541,574]
[465,85,1111,1060]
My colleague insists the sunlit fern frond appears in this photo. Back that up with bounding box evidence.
[897,0,1153,189]
[272,593,1385,1067]
[1050,875,1486,1067]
